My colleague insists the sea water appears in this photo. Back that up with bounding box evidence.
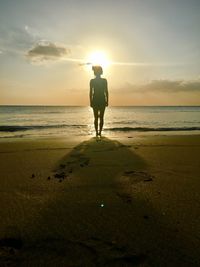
[0,106,200,139]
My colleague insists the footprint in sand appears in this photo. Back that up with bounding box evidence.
[52,153,90,182]
[0,238,23,264]
[116,171,154,203]
[0,238,23,250]
[116,192,132,204]
[77,237,147,266]
[68,153,90,169]
[123,170,154,183]
[104,253,147,266]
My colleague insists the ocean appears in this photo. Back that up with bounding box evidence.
[0,106,200,139]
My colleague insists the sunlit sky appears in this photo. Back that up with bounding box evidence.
[0,0,200,106]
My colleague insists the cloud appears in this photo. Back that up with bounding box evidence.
[0,25,71,63]
[26,41,70,62]
[118,79,200,94]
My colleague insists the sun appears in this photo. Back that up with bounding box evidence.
[87,50,110,69]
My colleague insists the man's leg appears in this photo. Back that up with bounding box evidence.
[93,108,99,136]
[99,107,105,136]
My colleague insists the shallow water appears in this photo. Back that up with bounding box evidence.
[0,106,200,138]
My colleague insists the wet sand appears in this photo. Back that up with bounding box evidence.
[0,135,200,266]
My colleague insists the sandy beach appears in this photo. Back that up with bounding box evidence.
[0,134,200,266]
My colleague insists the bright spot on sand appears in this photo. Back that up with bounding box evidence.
[100,203,104,208]
[87,51,110,69]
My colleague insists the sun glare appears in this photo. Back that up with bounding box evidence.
[87,51,110,69]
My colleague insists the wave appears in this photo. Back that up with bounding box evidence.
[0,124,87,132]
[104,127,200,132]
[1,125,200,133]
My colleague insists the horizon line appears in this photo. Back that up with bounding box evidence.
[0,104,200,107]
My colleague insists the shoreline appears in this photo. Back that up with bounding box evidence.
[1,130,200,143]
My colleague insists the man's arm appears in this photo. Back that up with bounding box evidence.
[89,79,93,107]
[105,79,109,106]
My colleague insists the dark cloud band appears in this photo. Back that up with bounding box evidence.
[118,80,200,94]
[27,41,70,62]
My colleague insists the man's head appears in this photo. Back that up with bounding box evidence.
[92,65,103,76]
